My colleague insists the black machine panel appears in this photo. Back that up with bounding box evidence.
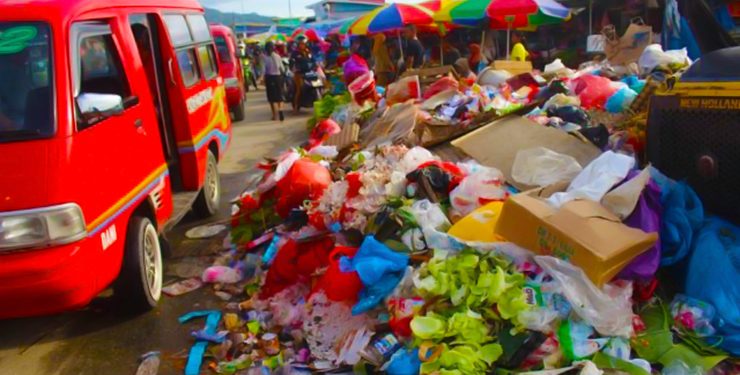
[647,95,740,221]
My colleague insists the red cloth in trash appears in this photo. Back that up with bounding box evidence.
[260,236,335,299]
[312,246,363,303]
[275,158,332,218]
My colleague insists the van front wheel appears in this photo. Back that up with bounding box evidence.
[114,216,162,312]
[193,150,220,218]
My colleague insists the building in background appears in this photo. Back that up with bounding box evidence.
[307,0,385,21]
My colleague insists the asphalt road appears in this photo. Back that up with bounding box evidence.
[0,90,310,375]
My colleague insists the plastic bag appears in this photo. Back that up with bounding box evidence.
[386,75,421,105]
[638,44,691,74]
[340,235,409,314]
[547,151,635,208]
[535,256,634,337]
[400,146,437,174]
[613,170,663,280]
[449,164,508,216]
[657,179,703,266]
[406,199,464,252]
[511,147,583,188]
[605,87,638,113]
[571,74,618,109]
[313,246,363,303]
[685,216,740,355]
[422,76,459,100]
[275,158,332,217]
[543,93,581,110]
[348,71,377,105]
[477,68,512,87]
[202,266,242,284]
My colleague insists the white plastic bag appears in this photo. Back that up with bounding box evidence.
[511,147,583,188]
[547,151,635,208]
[638,44,691,74]
[400,146,437,174]
[407,199,464,251]
[535,256,634,337]
[477,68,512,87]
[449,164,508,216]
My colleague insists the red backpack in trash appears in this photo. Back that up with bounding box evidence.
[275,158,332,218]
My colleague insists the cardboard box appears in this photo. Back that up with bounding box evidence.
[492,60,533,76]
[451,116,601,191]
[494,185,658,286]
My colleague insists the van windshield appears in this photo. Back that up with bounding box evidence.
[214,36,232,63]
[0,22,53,142]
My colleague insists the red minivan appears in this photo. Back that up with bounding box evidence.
[0,0,232,318]
[210,24,246,121]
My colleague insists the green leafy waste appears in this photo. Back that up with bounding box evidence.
[410,248,531,374]
[307,93,351,130]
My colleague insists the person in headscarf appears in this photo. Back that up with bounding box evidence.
[372,33,395,87]
[468,43,483,73]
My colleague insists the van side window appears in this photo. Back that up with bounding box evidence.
[73,23,132,129]
[186,15,210,43]
[176,49,200,87]
[163,15,192,47]
[197,45,218,80]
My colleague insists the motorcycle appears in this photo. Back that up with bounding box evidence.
[300,70,324,109]
[240,56,258,92]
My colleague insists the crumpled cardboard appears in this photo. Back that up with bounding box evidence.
[494,184,658,286]
[451,116,601,191]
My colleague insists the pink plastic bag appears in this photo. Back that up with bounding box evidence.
[571,74,618,109]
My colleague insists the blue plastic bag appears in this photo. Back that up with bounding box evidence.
[658,181,704,266]
[605,87,638,113]
[340,235,409,314]
[685,216,740,355]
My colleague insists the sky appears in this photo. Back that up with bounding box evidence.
[201,0,417,18]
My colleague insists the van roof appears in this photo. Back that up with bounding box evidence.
[0,0,203,21]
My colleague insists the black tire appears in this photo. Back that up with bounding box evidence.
[232,99,245,122]
[114,216,162,312]
[193,150,220,218]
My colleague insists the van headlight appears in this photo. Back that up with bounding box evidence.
[225,78,240,88]
[0,204,86,252]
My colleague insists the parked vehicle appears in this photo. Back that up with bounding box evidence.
[210,24,246,121]
[0,0,232,318]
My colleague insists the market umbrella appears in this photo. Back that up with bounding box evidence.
[292,27,322,42]
[329,17,356,35]
[349,3,436,60]
[267,33,288,43]
[435,0,571,58]
[348,3,435,35]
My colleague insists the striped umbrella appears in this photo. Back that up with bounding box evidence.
[434,0,570,57]
[348,3,435,35]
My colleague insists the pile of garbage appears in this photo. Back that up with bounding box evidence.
[169,45,740,375]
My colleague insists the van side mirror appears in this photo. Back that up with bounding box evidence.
[77,93,124,124]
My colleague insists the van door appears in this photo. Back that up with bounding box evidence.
[128,14,182,189]
[160,13,230,192]
[67,19,166,287]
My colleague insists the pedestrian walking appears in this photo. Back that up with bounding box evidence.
[261,42,286,121]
